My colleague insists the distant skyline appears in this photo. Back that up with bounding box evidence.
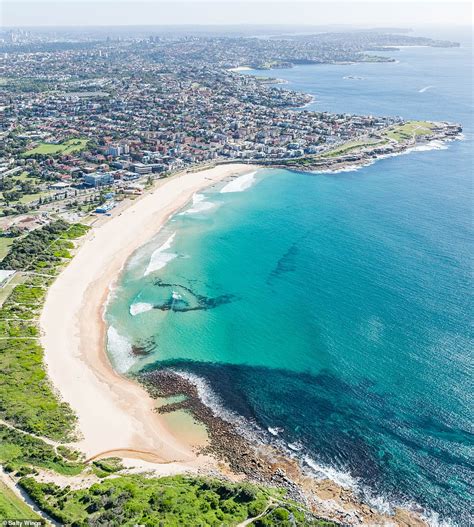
[2,1,473,28]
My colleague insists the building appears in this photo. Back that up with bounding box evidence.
[106,145,122,157]
[83,172,114,187]
[95,201,115,214]
[132,162,153,175]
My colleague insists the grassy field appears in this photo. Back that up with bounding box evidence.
[14,171,34,182]
[23,138,88,157]
[319,138,385,158]
[0,480,41,521]
[0,238,14,261]
[17,191,51,205]
[383,120,435,143]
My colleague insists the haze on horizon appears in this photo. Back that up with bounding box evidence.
[2,0,472,28]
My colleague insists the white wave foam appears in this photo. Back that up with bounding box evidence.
[419,85,434,93]
[288,442,303,452]
[180,193,216,215]
[168,371,454,526]
[144,233,177,276]
[220,171,257,193]
[268,426,284,436]
[129,302,154,316]
[311,138,450,175]
[405,140,448,153]
[303,456,358,490]
[107,326,135,373]
[421,510,457,527]
[172,370,262,441]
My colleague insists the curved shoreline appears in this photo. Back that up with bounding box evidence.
[39,161,431,525]
[40,163,257,469]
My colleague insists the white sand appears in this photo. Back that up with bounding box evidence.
[40,163,257,467]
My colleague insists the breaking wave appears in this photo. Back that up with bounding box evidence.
[220,171,257,193]
[303,455,358,490]
[312,138,450,175]
[180,193,216,215]
[106,326,135,373]
[144,233,177,276]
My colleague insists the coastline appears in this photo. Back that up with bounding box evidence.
[40,163,257,469]
[39,158,446,525]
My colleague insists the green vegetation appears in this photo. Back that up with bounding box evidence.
[0,221,89,441]
[0,77,54,93]
[0,219,89,272]
[0,171,51,214]
[0,480,42,521]
[0,237,14,260]
[18,475,332,526]
[255,507,337,527]
[383,120,435,143]
[319,138,386,158]
[91,457,125,478]
[0,425,84,476]
[0,335,78,440]
[23,138,88,158]
[0,219,340,526]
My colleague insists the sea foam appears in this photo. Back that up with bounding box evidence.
[172,370,261,441]
[180,193,216,215]
[129,302,154,316]
[303,455,358,490]
[144,233,177,276]
[312,138,450,175]
[107,326,135,373]
[220,171,257,193]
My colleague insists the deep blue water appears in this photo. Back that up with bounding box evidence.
[107,31,473,525]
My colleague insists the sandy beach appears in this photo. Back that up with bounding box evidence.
[40,163,257,468]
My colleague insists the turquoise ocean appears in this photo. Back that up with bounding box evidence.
[106,29,473,526]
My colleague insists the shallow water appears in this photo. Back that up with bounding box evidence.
[106,31,473,526]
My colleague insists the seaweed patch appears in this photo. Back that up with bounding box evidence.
[152,278,237,312]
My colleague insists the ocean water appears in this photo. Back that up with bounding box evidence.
[106,32,473,526]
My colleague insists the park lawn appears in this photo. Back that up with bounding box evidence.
[319,137,385,158]
[18,191,52,205]
[384,120,435,142]
[0,480,41,521]
[14,171,31,182]
[0,238,14,261]
[14,171,41,183]
[23,138,88,157]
